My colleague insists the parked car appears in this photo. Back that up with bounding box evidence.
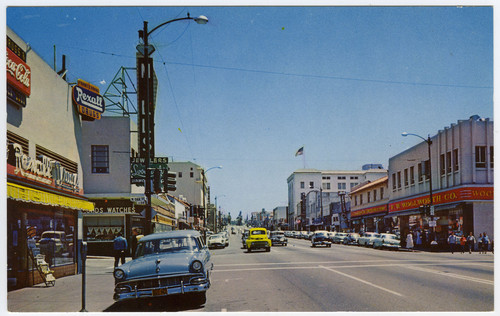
[372,233,401,249]
[113,230,212,306]
[305,231,314,240]
[343,233,360,245]
[245,228,272,252]
[327,232,337,242]
[38,231,68,255]
[358,232,381,247]
[270,231,288,246]
[299,231,308,239]
[332,232,348,244]
[311,231,332,247]
[207,234,225,249]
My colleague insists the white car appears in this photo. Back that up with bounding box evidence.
[207,234,226,249]
[358,232,381,247]
[332,232,348,244]
[372,233,401,249]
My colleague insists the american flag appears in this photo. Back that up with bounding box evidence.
[295,146,304,156]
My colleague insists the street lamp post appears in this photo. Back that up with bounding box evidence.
[402,132,434,229]
[138,13,208,236]
[200,166,222,241]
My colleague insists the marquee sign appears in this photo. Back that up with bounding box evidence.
[7,36,31,107]
[72,79,105,120]
[388,187,493,213]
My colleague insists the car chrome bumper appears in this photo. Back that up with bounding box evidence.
[313,241,331,245]
[113,281,209,301]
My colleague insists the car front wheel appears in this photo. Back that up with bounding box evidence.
[188,292,206,306]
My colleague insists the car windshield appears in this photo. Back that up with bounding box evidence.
[136,237,199,257]
[251,230,266,235]
[387,235,399,240]
[315,232,328,237]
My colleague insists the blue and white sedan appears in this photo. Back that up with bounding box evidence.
[113,230,213,306]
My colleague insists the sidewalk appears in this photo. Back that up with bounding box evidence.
[7,257,116,313]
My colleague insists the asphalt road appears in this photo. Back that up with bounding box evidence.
[201,231,494,312]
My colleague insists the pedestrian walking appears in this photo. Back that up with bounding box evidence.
[467,232,476,254]
[459,234,466,254]
[482,233,490,254]
[113,232,128,267]
[478,233,483,254]
[448,231,457,254]
[406,232,414,250]
[415,231,422,249]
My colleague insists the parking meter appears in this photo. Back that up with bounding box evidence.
[80,241,88,261]
[80,241,88,312]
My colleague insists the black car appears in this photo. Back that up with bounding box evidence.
[270,231,288,246]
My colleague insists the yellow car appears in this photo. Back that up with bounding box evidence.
[246,228,272,252]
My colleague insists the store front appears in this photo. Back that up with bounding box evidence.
[389,186,492,248]
[351,204,387,233]
[83,199,143,256]
[7,181,93,290]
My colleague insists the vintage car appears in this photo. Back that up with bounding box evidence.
[207,234,225,249]
[38,230,68,255]
[311,231,332,247]
[245,228,272,252]
[358,232,381,247]
[270,231,288,246]
[343,233,360,245]
[241,230,250,249]
[113,230,212,306]
[372,233,401,249]
[327,232,337,242]
[331,232,348,244]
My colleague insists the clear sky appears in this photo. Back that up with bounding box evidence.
[6,5,494,219]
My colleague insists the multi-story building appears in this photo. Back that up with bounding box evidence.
[272,206,288,230]
[388,115,493,245]
[287,167,387,231]
[7,28,94,289]
[349,176,389,233]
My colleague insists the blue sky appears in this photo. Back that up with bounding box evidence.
[6,5,493,219]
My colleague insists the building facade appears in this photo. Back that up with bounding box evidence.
[388,116,494,245]
[7,28,94,289]
[287,167,387,231]
[349,176,389,233]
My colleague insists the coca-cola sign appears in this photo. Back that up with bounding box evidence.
[6,47,31,97]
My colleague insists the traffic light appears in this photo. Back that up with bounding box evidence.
[162,170,176,192]
[153,169,161,193]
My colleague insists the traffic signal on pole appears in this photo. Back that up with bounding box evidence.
[163,170,176,192]
[153,169,161,193]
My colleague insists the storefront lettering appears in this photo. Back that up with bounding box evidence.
[92,206,136,214]
[73,86,104,111]
[12,143,79,191]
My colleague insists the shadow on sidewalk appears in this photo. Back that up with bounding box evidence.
[103,296,203,312]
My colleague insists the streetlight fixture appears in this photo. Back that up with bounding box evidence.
[401,132,434,222]
[138,13,208,236]
[199,166,222,241]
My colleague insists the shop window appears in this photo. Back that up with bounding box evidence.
[446,151,452,173]
[410,166,415,185]
[440,154,445,175]
[24,209,76,269]
[83,216,124,241]
[453,149,459,171]
[91,145,109,173]
[475,146,486,168]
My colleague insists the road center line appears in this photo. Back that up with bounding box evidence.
[318,265,403,297]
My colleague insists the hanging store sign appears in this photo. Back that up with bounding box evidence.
[7,36,31,106]
[72,79,105,120]
[87,199,138,214]
[389,186,493,213]
[130,157,169,184]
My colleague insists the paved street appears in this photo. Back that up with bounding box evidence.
[8,230,494,312]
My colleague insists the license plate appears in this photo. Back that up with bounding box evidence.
[152,288,168,296]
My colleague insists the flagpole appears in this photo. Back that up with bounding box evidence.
[302,148,306,169]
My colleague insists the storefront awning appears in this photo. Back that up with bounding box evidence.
[7,182,94,211]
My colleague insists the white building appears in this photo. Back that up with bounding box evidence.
[389,115,494,245]
[287,167,387,231]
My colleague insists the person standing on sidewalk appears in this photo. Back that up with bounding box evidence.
[459,234,466,254]
[113,233,128,267]
[482,232,490,254]
[406,232,414,250]
[467,232,476,254]
[448,231,457,254]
